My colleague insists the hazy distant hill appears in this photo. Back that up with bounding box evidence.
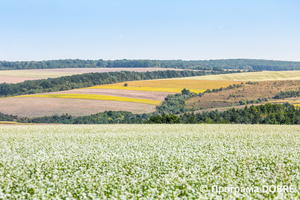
[1,59,300,71]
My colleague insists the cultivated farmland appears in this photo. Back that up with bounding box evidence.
[89,79,239,93]
[0,76,42,84]
[186,80,300,110]
[0,78,239,117]
[0,124,299,198]
[269,99,300,107]
[41,89,172,101]
[0,97,156,117]
[177,70,300,81]
[0,67,186,83]
[17,94,161,105]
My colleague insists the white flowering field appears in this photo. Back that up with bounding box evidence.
[0,124,300,199]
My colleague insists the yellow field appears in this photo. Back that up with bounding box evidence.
[269,99,300,107]
[175,71,300,81]
[0,121,19,125]
[88,80,239,93]
[0,121,34,125]
[88,86,198,93]
[270,99,300,103]
[16,94,161,105]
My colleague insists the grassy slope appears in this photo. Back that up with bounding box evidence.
[0,124,299,198]
[186,80,300,110]
[177,71,300,81]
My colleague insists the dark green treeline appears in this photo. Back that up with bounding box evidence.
[1,59,300,70]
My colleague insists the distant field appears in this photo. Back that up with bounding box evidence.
[3,70,300,117]
[0,79,240,117]
[89,79,239,93]
[17,94,161,105]
[0,121,22,125]
[269,99,300,107]
[177,71,300,81]
[0,76,42,84]
[186,80,300,110]
[0,70,76,79]
[2,70,300,84]
[41,89,172,101]
[0,97,156,117]
[0,67,186,83]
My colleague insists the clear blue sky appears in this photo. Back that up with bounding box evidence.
[0,0,299,61]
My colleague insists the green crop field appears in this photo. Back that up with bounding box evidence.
[0,124,300,198]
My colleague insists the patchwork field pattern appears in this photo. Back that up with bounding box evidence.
[89,79,240,93]
[17,94,161,105]
[5,79,239,117]
[5,70,300,116]
[177,71,300,81]
[0,124,300,198]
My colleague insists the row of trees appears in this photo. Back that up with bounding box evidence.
[273,89,300,99]
[144,114,181,124]
[0,70,240,97]
[19,111,150,124]
[0,112,18,121]
[14,103,300,124]
[0,59,215,70]
[156,89,197,115]
[181,103,300,124]
[199,59,300,71]
[1,59,300,70]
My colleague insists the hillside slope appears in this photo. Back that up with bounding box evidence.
[186,80,300,110]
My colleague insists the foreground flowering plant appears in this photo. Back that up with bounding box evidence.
[0,124,299,199]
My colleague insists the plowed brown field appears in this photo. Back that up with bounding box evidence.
[0,97,156,117]
[40,89,172,101]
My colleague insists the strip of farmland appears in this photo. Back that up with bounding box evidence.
[175,71,300,81]
[0,97,156,117]
[89,79,240,93]
[40,89,172,101]
[0,67,189,83]
[16,94,162,105]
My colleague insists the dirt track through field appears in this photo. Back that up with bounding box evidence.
[0,97,156,117]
